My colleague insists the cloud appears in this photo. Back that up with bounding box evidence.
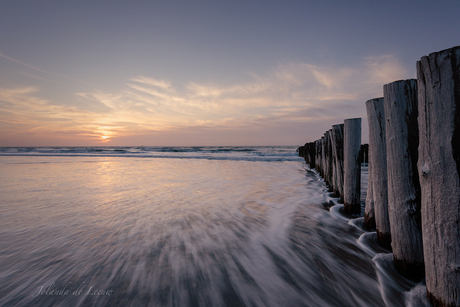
[0,51,97,86]
[186,83,224,97]
[0,86,126,144]
[364,55,412,85]
[1,54,411,145]
[129,76,173,91]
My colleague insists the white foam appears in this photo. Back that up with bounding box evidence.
[405,283,431,307]
[357,232,378,257]
[348,217,364,230]
[329,204,349,221]
[373,253,416,307]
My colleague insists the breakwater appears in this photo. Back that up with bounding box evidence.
[298,46,460,307]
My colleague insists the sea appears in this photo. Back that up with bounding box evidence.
[0,146,430,306]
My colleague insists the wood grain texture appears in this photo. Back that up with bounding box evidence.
[384,79,424,279]
[417,46,460,307]
[366,98,391,249]
[343,118,361,215]
[364,144,375,230]
[331,124,344,203]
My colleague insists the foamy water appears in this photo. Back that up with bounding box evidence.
[0,147,426,306]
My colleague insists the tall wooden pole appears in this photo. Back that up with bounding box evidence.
[315,139,322,173]
[417,46,460,307]
[329,129,337,196]
[366,98,391,249]
[308,142,316,170]
[364,145,375,229]
[325,131,333,191]
[384,79,424,279]
[321,136,326,178]
[343,118,361,215]
[331,124,344,203]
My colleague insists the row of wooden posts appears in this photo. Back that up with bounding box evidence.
[298,46,460,307]
[298,119,365,215]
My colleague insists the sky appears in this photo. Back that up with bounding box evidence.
[0,0,459,146]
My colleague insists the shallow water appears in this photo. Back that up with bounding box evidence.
[0,147,423,306]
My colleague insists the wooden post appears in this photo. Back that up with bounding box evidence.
[328,129,337,195]
[303,143,310,164]
[364,147,375,229]
[417,46,460,307]
[323,133,328,183]
[366,98,391,249]
[315,139,322,173]
[303,143,308,163]
[331,124,344,202]
[384,79,424,279]
[298,145,305,157]
[324,131,333,191]
[327,130,334,191]
[308,142,316,170]
[343,118,361,215]
[321,136,326,178]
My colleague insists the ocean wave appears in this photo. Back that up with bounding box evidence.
[0,146,301,162]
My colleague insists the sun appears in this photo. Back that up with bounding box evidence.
[98,127,113,142]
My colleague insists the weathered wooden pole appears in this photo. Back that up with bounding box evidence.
[308,142,316,169]
[302,143,308,163]
[417,46,460,307]
[343,118,361,215]
[320,136,326,178]
[384,79,424,279]
[315,139,322,173]
[305,143,311,165]
[331,124,344,202]
[327,129,334,191]
[366,98,391,249]
[328,129,337,195]
[324,131,333,191]
[298,145,305,158]
[322,134,328,183]
[364,148,375,229]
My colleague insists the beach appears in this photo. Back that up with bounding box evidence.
[0,146,425,306]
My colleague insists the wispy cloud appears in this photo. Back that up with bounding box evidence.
[364,55,411,85]
[129,76,173,91]
[0,51,97,86]
[1,54,411,145]
[0,86,115,143]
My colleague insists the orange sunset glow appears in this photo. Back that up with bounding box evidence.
[0,1,457,146]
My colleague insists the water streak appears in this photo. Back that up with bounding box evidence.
[0,147,421,306]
